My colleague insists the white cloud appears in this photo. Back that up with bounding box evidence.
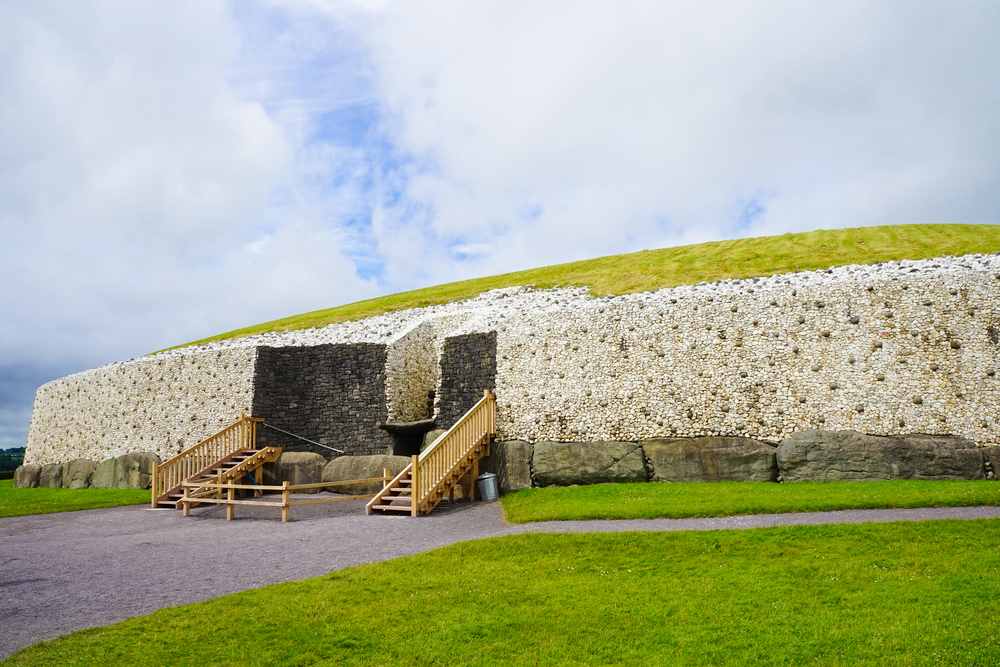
[352,0,1000,287]
[0,0,379,446]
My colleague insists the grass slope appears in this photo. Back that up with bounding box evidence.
[6,521,1000,666]
[175,223,1000,349]
[501,480,1000,523]
[0,479,150,517]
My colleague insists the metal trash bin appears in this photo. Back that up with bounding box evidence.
[476,472,499,502]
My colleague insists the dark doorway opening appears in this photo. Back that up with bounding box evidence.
[378,419,436,457]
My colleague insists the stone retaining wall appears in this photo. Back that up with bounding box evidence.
[493,257,1000,448]
[24,348,257,465]
[384,321,440,422]
[23,252,1000,468]
[252,343,392,457]
[436,332,497,429]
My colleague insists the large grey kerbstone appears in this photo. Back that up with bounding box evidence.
[642,437,778,482]
[38,463,63,488]
[322,455,411,495]
[91,457,119,489]
[777,430,984,482]
[14,464,41,488]
[91,452,161,489]
[480,441,533,494]
[532,441,647,487]
[63,459,98,489]
[120,452,160,489]
[264,452,327,493]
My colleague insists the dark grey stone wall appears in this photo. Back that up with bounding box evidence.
[436,332,497,429]
[252,344,393,457]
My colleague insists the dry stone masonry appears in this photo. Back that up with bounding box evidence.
[251,343,393,457]
[22,251,1000,490]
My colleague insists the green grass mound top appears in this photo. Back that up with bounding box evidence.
[0,479,150,518]
[501,480,1000,523]
[6,521,1000,666]
[176,223,1000,349]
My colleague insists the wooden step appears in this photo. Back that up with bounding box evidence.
[370,504,412,511]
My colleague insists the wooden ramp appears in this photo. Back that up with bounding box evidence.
[151,415,281,508]
[367,391,496,517]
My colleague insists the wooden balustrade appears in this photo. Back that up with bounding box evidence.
[151,414,264,507]
[411,391,495,514]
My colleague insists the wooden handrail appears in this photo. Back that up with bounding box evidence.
[412,391,495,514]
[365,391,495,516]
[151,414,264,507]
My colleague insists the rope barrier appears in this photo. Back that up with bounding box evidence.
[262,422,344,454]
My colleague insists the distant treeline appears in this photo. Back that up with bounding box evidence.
[1,448,25,472]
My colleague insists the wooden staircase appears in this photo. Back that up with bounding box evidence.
[367,391,495,517]
[156,447,281,508]
[366,468,417,514]
[151,415,281,508]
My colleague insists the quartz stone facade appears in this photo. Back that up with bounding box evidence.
[24,252,1000,466]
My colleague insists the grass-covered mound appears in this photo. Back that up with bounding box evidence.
[178,223,1000,348]
[0,479,149,518]
[5,520,1000,666]
[501,480,1000,523]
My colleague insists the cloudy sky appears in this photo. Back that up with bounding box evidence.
[2,0,999,450]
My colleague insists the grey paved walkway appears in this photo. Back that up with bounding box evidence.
[3,496,999,659]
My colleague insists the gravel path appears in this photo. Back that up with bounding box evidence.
[3,497,999,659]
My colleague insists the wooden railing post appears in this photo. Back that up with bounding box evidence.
[383,467,391,491]
[226,483,235,521]
[411,455,419,517]
[182,482,190,517]
[150,461,159,508]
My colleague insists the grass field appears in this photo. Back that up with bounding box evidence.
[0,479,150,518]
[5,520,1000,666]
[501,480,1000,523]
[171,223,1000,349]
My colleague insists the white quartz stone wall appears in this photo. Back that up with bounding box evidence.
[384,321,441,422]
[492,257,1000,446]
[24,348,257,465]
[22,252,1000,465]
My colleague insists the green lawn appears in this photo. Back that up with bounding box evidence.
[501,480,1000,523]
[0,479,150,518]
[168,223,1000,350]
[5,520,1000,666]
